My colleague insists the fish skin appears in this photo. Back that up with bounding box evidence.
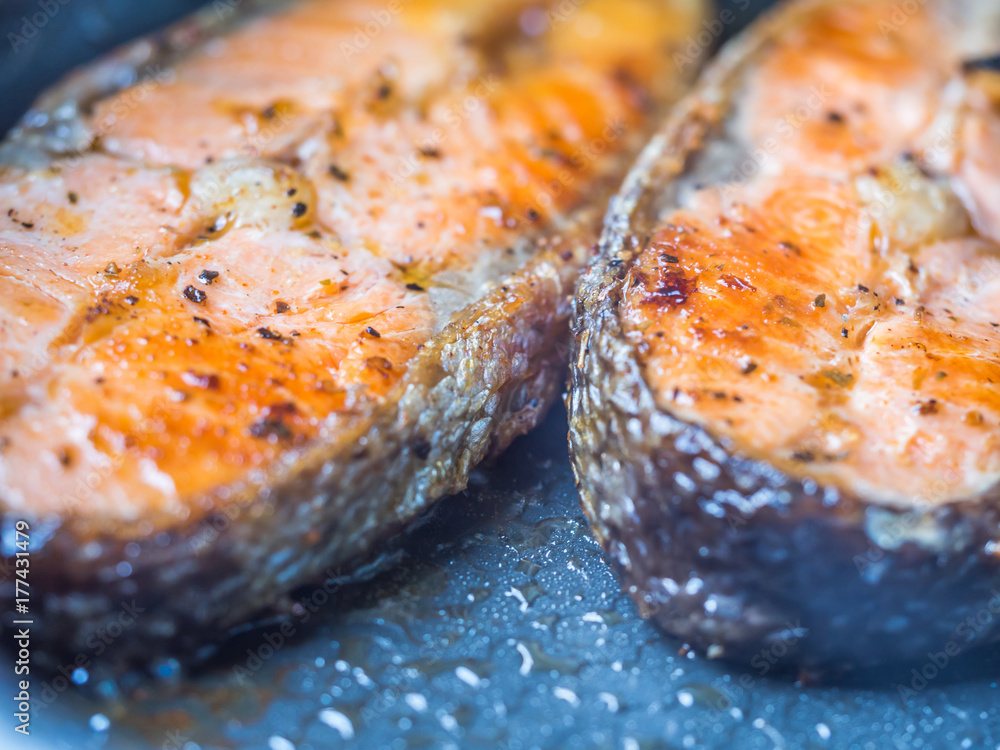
[569,0,1000,674]
[0,0,705,672]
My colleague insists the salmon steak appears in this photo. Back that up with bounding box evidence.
[568,0,1000,674]
[0,0,705,672]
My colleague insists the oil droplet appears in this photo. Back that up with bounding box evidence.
[598,691,620,712]
[89,714,110,732]
[553,686,580,707]
[318,709,354,740]
[404,693,428,712]
[516,642,533,676]
[455,666,481,687]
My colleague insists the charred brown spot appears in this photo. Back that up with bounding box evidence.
[718,274,756,292]
[264,402,297,419]
[275,301,290,314]
[644,270,696,308]
[820,369,854,388]
[249,402,298,440]
[84,304,111,323]
[198,270,220,284]
[328,164,350,182]
[413,439,431,460]
[778,241,801,254]
[257,327,286,342]
[181,370,220,390]
[249,418,292,441]
[365,356,393,377]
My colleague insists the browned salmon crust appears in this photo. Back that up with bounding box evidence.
[0,0,705,673]
[569,0,1000,675]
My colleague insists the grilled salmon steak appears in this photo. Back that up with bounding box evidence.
[569,0,1000,674]
[0,0,705,671]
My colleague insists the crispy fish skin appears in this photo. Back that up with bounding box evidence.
[0,0,705,671]
[569,0,1000,674]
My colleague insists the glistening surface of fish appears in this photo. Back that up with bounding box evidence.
[0,0,704,671]
[568,0,1000,675]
